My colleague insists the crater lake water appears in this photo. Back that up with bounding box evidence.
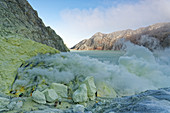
[71,50,124,65]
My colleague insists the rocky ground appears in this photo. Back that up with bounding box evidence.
[1,53,170,113]
[1,87,170,113]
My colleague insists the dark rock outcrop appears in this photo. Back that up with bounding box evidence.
[0,0,69,52]
[71,22,170,50]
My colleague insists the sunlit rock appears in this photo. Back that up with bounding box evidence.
[96,82,117,98]
[73,84,88,103]
[44,89,58,103]
[50,83,68,98]
[83,76,96,100]
[71,23,170,51]
[32,90,46,104]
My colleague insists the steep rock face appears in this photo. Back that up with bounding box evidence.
[71,22,170,50]
[0,0,69,51]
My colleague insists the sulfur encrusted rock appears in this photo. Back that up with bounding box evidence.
[0,36,59,94]
[73,84,88,103]
[83,76,96,100]
[44,89,58,103]
[32,90,46,104]
[50,83,68,98]
[96,82,117,98]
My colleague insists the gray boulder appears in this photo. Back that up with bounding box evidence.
[50,83,68,98]
[73,84,88,103]
[32,90,46,104]
[83,76,96,100]
[44,89,58,103]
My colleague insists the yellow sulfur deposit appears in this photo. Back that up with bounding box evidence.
[0,36,59,94]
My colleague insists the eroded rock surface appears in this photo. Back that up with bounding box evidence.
[0,0,69,51]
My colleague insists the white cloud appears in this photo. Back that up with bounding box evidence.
[56,0,170,48]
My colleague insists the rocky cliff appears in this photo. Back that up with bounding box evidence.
[71,22,170,50]
[0,0,69,52]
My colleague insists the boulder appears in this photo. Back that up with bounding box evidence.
[44,89,58,103]
[73,84,88,103]
[96,82,117,98]
[32,90,46,104]
[50,83,68,98]
[83,76,96,100]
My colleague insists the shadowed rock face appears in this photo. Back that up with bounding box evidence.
[71,22,170,50]
[0,0,69,52]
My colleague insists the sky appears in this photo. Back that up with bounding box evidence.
[27,0,170,48]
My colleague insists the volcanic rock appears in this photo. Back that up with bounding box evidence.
[50,83,68,98]
[73,84,88,103]
[0,0,69,52]
[83,76,96,100]
[44,89,58,103]
[32,90,46,104]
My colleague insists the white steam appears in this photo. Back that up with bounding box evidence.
[112,35,161,51]
[16,42,170,96]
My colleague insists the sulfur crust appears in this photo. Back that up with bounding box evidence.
[0,36,59,94]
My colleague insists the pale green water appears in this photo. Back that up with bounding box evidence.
[71,50,124,65]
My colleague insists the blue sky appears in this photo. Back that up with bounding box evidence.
[27,0,170,48]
